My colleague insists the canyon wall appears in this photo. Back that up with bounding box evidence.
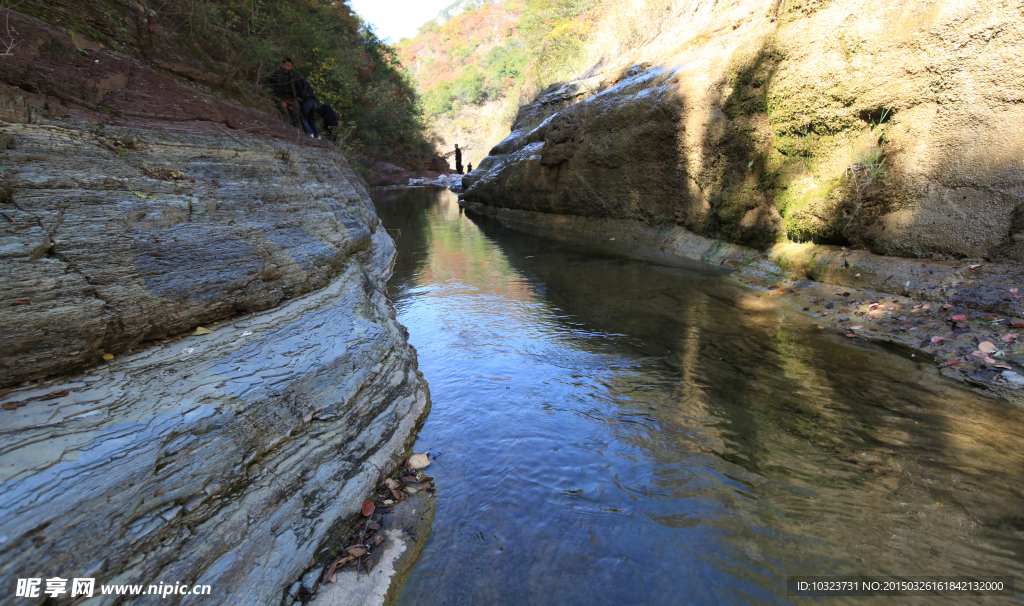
[464,0,1024,262]
[0,8,428,604]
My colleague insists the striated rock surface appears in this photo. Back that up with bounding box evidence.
[0,7,430,605]
[1,121,379,385]
[464,0,1024,261]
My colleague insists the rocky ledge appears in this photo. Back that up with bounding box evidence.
[0,9,430,604]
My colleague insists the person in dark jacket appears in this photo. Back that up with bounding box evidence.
[466,162,472,173]
[295,76,320,138]
[318,104,340,142]
[263,58,314,136]
[454,143,463,174]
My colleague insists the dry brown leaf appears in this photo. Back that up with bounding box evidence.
[978,341,997,353]
[193,326,214,335]
[347,547,366,557]
[384,478,402,491]
[361,499,375,517]
[374,535,384,546]
[930,336,944,344]
[407,453,431,470]
[42,389,70,400]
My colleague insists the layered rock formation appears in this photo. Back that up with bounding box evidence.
[0,7,429,605]
[464,0,1024,261]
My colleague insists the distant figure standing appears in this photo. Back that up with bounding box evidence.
[264,58,312,135]
[454,143,463,174]
[466,162,472,173]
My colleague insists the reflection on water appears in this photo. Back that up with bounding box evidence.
[373,188,1024,605]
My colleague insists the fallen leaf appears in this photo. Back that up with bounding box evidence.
[366,520,381,531]
[374,535,385,546]
[978,341,997,353]
[930,336,944,344]
[361,500,375,517]
[984,356,997,364]
[845,333,856,338]
[390,488,404,501]
[855,273,861,277]
[347,546,366,557]
[922,303,931,310]
[382,499,394,506]
[944,359,960,366]
[405,486,418,494]
[968,264,982,271]
[12,301,29,306]
[3,403,18,410]
[851,325,863,330]
[41,389,70,400]
[995,364,1012,370]
[193,326,214,335]
[102,353,114,361]
[951,314,967,321]
[1002,334,1017,342]
[972,351,985,358]
[384,478,402,491]
[407,453,431,470]
[1011,288,1019,293]
[942,304,953,310]
[323,559,341,584]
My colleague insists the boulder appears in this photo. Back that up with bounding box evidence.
[464,0,1024,262]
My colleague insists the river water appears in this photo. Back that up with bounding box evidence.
[372,187,1024,605]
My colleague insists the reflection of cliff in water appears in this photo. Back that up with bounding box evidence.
[462,207,1024,580]
[375,188,1024,604]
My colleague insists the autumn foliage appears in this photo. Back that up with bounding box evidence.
[398,0,597,120]
[155,0,432,160]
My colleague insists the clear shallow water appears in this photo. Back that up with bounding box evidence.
[373,188,1024,605]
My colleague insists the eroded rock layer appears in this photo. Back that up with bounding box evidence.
[0,9,430,605]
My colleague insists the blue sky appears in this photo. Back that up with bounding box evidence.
[348,0,452,43]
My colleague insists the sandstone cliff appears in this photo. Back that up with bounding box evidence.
[1,8,429,604]
[464,0,1024,262]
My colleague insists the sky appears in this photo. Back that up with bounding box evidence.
[348,0,453,43]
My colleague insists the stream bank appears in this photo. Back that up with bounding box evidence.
[460,200,1024,406]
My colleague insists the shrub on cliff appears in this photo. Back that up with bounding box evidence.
[24,0,432,161]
